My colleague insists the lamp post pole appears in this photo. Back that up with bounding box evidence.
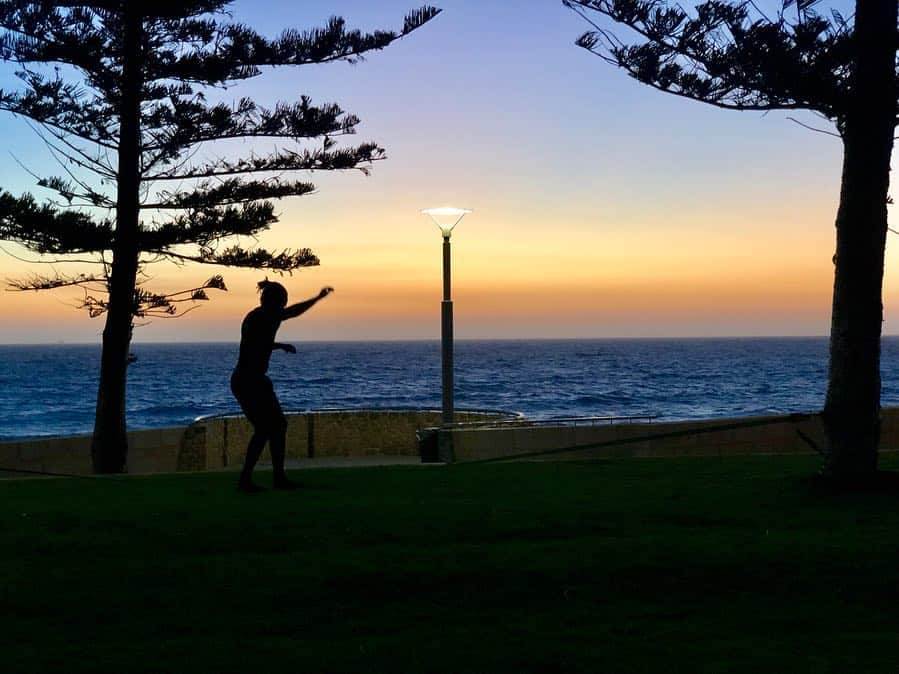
[422,207,471,426]
[441,233,454,425]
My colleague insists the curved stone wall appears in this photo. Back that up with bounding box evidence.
[189,409,507,470]
[0,409,511,476]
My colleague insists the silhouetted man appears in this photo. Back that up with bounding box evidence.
[231,280,334,492]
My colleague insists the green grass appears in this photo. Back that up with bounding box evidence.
[3,456,899,673]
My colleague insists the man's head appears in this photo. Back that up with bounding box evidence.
[258,279,288,310]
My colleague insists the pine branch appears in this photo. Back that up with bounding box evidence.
[32,128,118,185]
[154,245,319,272]
[48,1,232,18]
[0,243,101,266]
[0,190,113,254]
[32,120,117,178]
[131,273,227,317]
[74,270,228,319]
[147,7,442,84]
[143,177,315,210]
[0,4,111,74]
[139,201,278,248]
[7,270,105,292]
[166,274,228,295]
[0,73,119,147]
[37,175,115,208]
[141,96,360,156]
[148,142,384,181]
[565,0,850,118]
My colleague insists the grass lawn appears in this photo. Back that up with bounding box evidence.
[3,455,899,673]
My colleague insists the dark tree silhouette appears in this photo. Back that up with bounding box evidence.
[0,0,440,473]
[565,0,896,482]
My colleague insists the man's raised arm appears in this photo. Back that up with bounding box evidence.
[282,287,334,320]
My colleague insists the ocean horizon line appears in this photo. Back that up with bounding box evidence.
[2,334,896,347]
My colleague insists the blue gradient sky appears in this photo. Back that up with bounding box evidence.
[0,0,887,342]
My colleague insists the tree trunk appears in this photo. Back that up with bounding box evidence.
[91,8,143,474]
[822,0,898,481]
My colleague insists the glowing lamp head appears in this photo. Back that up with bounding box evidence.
[422,207,472,238]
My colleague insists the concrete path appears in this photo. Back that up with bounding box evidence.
[0,455,439,480]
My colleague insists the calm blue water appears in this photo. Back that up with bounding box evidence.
[3,338,899,440]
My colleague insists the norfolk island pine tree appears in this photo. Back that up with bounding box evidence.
[565,0,897,482]
[0,1,440,473]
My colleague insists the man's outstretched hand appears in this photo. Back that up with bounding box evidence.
[318,286,335,299]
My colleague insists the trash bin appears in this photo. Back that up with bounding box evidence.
[416,427,440,463]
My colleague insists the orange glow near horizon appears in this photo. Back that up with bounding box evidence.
[6,195,899,343]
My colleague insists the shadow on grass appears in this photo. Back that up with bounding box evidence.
[800,469,899,497]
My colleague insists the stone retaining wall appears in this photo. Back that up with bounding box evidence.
[0,426,186,477]
[4,407,899,476]
[200,410,497,470]
[0,410,501,476]
[439,407,899,463]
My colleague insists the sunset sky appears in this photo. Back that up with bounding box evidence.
[0,0,890,343]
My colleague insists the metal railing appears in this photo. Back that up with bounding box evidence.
[191,405,523,425]
[441,413,658,430]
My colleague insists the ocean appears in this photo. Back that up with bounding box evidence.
[3,337,899,440]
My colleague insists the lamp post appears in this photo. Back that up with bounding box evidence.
[422,207,472,425]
